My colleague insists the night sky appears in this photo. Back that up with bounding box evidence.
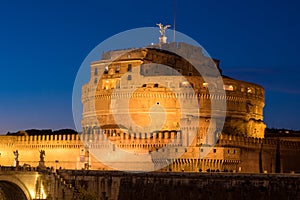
[0,0,299,134]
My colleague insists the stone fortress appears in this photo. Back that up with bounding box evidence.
[0,28,300,174]
[80,39,269,171]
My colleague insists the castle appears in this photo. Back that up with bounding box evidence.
[79,40,299,173]
[1,33,299,173]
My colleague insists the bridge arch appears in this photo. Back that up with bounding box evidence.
[0,175,32,200]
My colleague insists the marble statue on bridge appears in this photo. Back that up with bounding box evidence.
[13,150,19,167]
[38,150,46,169]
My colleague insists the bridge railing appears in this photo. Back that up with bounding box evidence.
[0,166,42,172]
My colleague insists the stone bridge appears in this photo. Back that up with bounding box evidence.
[0,167,300,200]
[0,167,46,199]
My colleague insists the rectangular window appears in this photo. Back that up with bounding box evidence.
[128,64,132,72]
[94,68,98,75]
[116,65,120,73]
[223,85,234,91]
[247,87,253,93]
[127,75,132,80]
[116,81,120,89]
[213,149,216,153]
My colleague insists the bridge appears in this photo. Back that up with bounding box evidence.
[0,167,299,199]
[0,167,47,199]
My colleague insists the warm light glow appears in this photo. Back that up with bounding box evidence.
[224,85,234,91]
[202,82,208,88]
[29,189,35,199]
[40,183,47,199]
[29,174,48,199]
[180,81,192,88]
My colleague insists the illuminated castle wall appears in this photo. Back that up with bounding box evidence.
[0,131,299,173]
[0,131,107,170]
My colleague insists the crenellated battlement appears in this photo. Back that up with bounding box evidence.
[218,134,300,149]
[15,133,80,142]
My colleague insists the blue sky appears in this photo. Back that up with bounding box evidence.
[0,0,300,133]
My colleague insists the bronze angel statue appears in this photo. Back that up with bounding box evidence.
[156,23,171,37]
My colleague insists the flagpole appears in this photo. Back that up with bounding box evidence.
[174,0,176,42]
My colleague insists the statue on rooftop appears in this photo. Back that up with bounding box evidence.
[156,23,171,37]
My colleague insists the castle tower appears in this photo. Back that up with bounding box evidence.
[81,26,266,171]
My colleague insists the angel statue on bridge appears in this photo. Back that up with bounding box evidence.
[13,150,19,167]
[39,150,45,162]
